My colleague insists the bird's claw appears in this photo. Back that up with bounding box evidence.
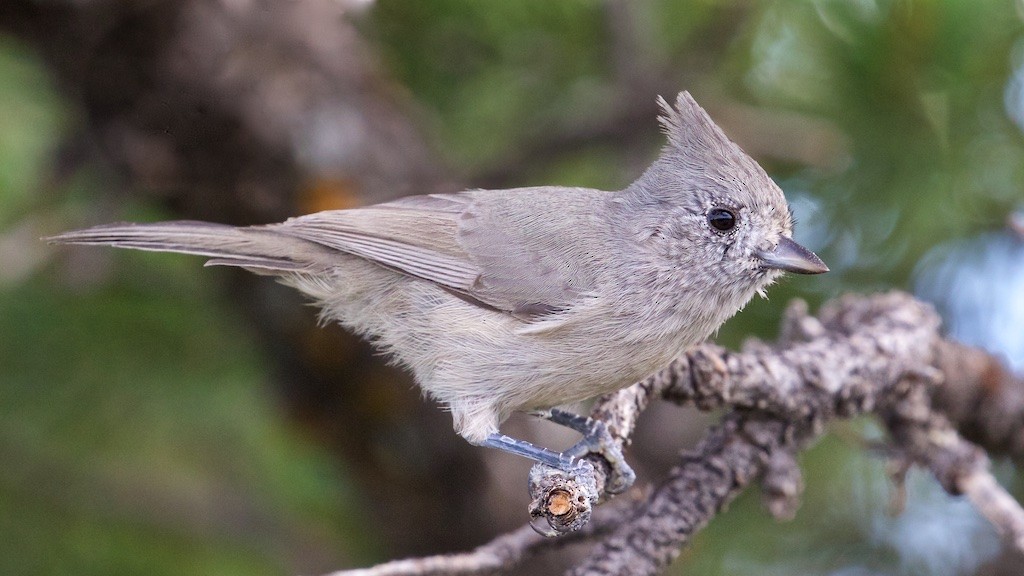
[551,410,636,494]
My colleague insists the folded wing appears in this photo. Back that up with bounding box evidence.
[274,190,599,320]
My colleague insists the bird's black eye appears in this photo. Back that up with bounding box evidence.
[707,208,737,232]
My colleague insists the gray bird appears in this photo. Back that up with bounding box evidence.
[48,92,827,491]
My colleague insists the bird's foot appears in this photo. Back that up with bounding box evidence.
[482,409,635,494]
[534,409,636,494]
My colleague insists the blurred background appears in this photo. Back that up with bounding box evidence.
[1,0,1023,574]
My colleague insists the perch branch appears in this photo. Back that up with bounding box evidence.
[322,492,640,576]
[335,292,1024,576]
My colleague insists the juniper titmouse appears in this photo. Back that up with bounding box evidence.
[49,92,827,490]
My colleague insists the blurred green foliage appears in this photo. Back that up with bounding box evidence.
[0,36,67,228]
[743,0,1024,288]
[0,262,375,574]
[369,0,609,170]
[2,0,1023,575]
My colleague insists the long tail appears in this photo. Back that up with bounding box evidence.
[46,220,341,273]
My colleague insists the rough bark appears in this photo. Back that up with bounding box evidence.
[327,292,1024,576]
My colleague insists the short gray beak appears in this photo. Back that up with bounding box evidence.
[758,237,829,275]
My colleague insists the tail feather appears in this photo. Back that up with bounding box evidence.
[46,220,341,273]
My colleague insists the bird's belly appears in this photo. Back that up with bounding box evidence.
[511,331,689,411]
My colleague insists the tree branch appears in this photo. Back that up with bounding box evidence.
[332,292,1024,576]
[931,340,1024,461]
[322,492,641,576]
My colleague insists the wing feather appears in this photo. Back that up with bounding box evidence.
[271,189,606,320]
[273,193,479,291]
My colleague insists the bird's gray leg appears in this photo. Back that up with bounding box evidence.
[482,434,581,471]
[532,408,636,494]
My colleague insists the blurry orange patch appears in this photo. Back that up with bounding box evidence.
[299,177,363,213]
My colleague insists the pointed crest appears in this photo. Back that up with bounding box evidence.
[657,91,734,155]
